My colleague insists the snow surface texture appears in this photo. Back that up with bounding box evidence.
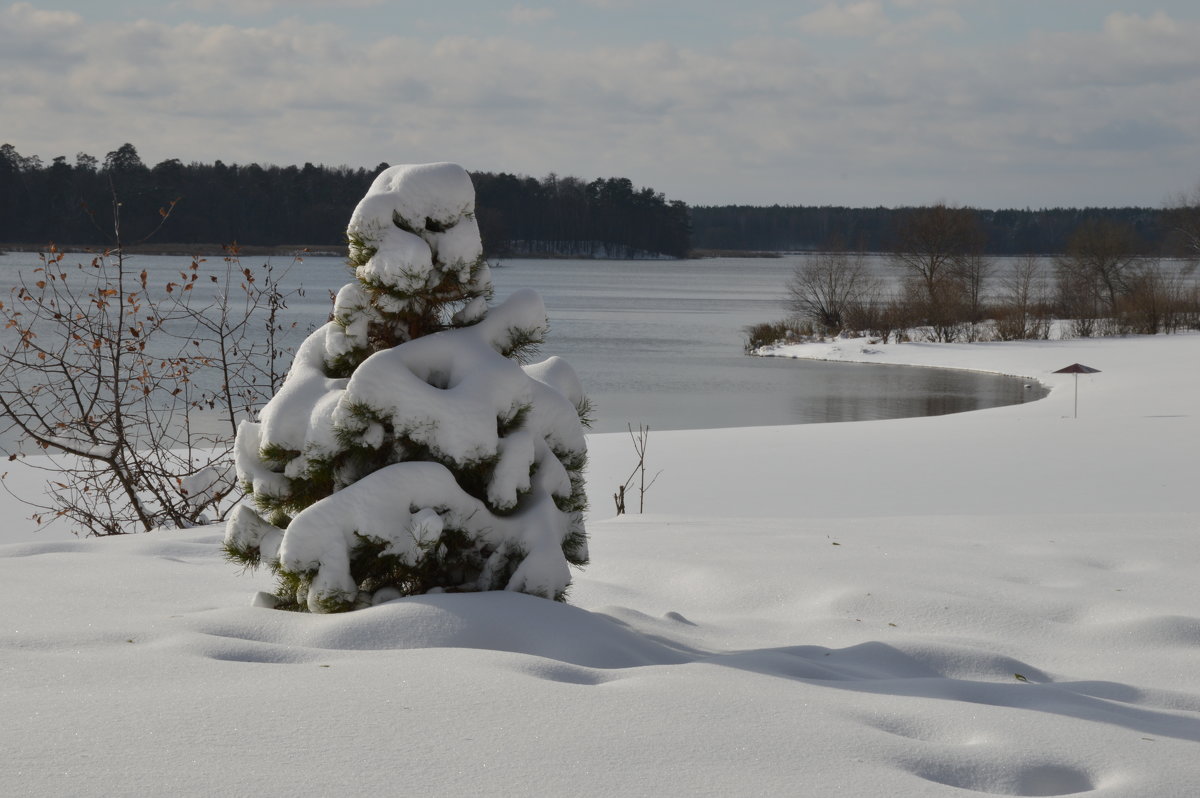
[3,333,1199,796]
[226,163,587,611]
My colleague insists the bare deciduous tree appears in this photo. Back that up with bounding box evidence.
[889,203,987,342]
[1165,183,1200,259]
[1055,219,1148,315]
[994,255,1051,340]
[786,249,879,334]
[954,253,992,325]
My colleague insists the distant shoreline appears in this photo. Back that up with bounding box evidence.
[0,243,727,260]
[0,243,345,258]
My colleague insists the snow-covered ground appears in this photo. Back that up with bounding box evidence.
[3,332,1198,797]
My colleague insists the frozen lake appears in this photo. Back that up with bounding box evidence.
[488,257,1045,431]
[0,252,1045,436]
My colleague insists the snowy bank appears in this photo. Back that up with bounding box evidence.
[581,332,1198,520]
[3,332,1199,796]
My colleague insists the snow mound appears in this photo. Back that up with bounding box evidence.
[6,494,1200,796]
[189,591,690,669]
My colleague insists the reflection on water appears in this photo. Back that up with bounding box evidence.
[581,354,1043,433]
[790,361,1039,427]
[0,252,1047,438]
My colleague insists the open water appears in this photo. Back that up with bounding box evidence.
[0,252,1046,437]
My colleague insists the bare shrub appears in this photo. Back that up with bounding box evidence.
[743,319,812,351]
[1118,262,1199,335]
[844,286,913,345]
[0,241,295,535]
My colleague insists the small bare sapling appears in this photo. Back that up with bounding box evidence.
[614,423,661,514]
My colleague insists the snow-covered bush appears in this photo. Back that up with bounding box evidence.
[224,163,589,612]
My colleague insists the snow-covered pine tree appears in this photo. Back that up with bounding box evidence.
[224,163,589,612]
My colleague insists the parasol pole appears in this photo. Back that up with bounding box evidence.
[1053,363,1100,419]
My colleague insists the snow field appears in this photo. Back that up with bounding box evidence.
[3,331,1199,796]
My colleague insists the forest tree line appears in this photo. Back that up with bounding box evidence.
[691,204,1194,257]
[1,142,1194,258]
[0,143,689,258]
[747,202,1200,353]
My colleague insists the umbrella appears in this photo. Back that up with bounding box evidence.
[1053,363,1101,418]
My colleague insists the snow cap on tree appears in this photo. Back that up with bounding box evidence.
[225,162,589,613]
[348,162,489,320]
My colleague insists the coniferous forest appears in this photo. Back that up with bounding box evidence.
[689,205,1178,257]
[0,143,690,258]
[0,143,1189,258]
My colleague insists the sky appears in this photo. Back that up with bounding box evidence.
[2,0,1199,209]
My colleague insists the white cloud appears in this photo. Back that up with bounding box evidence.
[1022,11,1200,88]
[3,1,80,26]
[579,0,641,8]
[875,7,964,45]
[889,0,969,8]
[1,0,84,42]
[507,5,555,24]
[179,0,383,14]
[792,1,964,45]
[1,5,1198,206]
[792,2,888,38]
